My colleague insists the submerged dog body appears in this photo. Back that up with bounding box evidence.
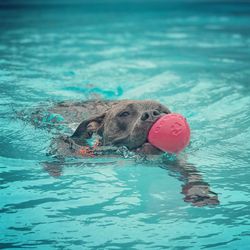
[23,99,219,206]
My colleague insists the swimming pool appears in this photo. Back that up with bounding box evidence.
[0,0,250,249]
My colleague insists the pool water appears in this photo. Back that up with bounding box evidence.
[1,1,250,249]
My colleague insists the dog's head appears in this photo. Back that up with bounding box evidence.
[71,100,171,152]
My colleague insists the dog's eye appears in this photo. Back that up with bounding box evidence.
[163,110,171,114]
[118,111,130,117]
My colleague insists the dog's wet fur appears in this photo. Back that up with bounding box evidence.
[73,100,170,148]
[24,99,219,206]
[50,100,170,156]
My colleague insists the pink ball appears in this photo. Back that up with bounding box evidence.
[148,113,191,154]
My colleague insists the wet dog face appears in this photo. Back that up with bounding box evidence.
[72,100,171,152]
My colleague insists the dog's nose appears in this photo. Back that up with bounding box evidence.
[141,110,161,121]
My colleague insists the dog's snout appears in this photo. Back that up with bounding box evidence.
[141,110,161,121]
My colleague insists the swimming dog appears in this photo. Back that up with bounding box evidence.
[23,99,219,206]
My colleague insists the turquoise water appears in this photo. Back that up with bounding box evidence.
[1,1,250,249]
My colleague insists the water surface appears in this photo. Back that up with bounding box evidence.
[0,1,250,249]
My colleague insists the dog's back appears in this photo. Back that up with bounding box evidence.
[18,100,118,133]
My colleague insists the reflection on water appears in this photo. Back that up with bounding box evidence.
[0,1,250,249]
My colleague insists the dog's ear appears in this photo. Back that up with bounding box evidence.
[71,113,106,144]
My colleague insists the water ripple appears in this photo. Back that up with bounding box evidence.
[1,1,250,249]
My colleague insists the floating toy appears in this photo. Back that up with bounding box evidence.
[148,113,191,154]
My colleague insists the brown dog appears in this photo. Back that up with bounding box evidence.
[48,99,170,156]
[23,99,219,206]
[72,100,171,152]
